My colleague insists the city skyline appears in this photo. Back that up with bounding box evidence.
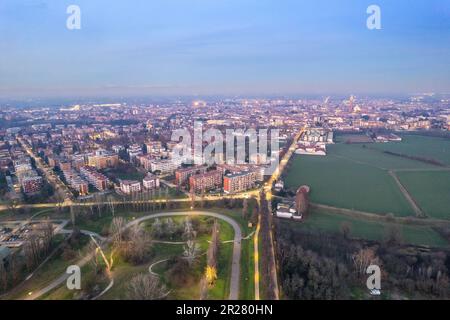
[1,0,450,98]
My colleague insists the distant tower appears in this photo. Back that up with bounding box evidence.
[349,95,355,112]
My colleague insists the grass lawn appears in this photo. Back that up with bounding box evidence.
[239,237,254,300]
[283,209,449,248]
[102,165,145,182]
[207,221,234,300]
[397,171,450,220]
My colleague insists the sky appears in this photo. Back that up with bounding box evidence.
[0,0,450,98]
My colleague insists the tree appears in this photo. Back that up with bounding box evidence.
[183,240,201,266]
[190,187,196,209]
[41,219,54,254]
[23,235,41,270]
[352,248,380,276]
[383,225,403,246]
[164,218,176,239]
[242,198,249,220]
[88,241,101,274]
[110,217,126,248]
[0,261,7,293]
[125,224,152,264]
[207,220,220,270]
[295,191,310,218]
[250,204,259,225]
[126,274,167,300]
[205,265,218,286]
[183,217,197,240]
[152,218,163,238]
[107,196,116,217]
[70,205,77,227]
[340,222,352,239]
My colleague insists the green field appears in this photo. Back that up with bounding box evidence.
[397,171,450,220]
[285,134,449,217]
[371,134,450,166]
[283,209,449,248]
[285,152,414,216]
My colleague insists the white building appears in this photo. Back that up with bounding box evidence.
[143,173,160,190]
[150,159,180,174]
[120,180,142,194]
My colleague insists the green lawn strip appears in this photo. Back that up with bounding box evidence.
[239,237,254,300]
[207,221,234,300]
[285,209,448,248]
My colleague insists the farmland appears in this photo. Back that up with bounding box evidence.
[284,134,450,219]
[397,170,450,220]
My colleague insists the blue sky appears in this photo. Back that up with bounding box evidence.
[1,0,450,97]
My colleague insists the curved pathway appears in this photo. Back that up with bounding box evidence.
[22,210,242,300]
[126,211,241,300]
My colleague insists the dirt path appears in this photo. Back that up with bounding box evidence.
[388,170,425,218]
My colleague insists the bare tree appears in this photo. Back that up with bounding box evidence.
[107,196,116,217]
[164,218,176,238]
[110,217,126,248]
[88,241,101,274]
[125,224,152,264]
[183,217,196,241]
[0,260,7,292]
[23,235,41,270]
[242,198,249,220]
[152,218,163,238]
[340,222,352,239]
[190,187,196,209]
[41,219,54,254]
[352,248,380,276]
[183,240,201,266]
[207,220,220,270]
[126,273,167,300]
[70,204,77,227]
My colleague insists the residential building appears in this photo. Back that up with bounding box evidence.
[87,150,119,169]
[189,170,223,193]
[120,180,142,194]
[223,170,257,194]
[21,174,43,194]
[175,165,208,186]
[150,159,180,174]
[79,166,109,191]
[143,173,160,190]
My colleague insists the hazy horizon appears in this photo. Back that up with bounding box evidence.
[1,0,450,98]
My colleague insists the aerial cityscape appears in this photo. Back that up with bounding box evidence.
[1,0,450,307]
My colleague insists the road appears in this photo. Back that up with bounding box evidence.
[17,137,73,202]
[22,210,242,301]
[255,127,305,300]
[0,193,257,213]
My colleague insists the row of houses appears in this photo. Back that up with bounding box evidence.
[79,166,110,191]
[118,173,160,194]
